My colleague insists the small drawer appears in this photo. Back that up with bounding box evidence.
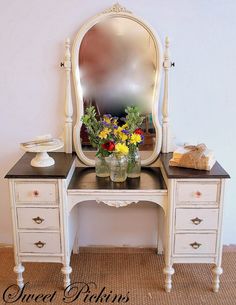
[15,181,58,205]
[175,208,218,230]
[176,182,219,205]
[17,208,60,230]
[19,232,61,254]
[174,233,217,255]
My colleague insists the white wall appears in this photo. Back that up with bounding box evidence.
[0,0,235,246]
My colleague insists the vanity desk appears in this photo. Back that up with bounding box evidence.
[5,152,229,292]
[5,3,230,293]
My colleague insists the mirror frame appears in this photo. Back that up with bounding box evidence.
[72,3,163,166]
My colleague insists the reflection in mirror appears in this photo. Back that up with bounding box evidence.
[79,17,159,160]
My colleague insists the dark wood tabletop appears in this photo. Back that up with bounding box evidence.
[68,167,167,190]
[5,152,77,179]
[5,152,230,182]
[160,153,230,179]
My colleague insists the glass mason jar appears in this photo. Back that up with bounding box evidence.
[110,154,128,182]
[127,148,141,178]
[95,156,110,177]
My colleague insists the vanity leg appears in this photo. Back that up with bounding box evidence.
[163,265,175,292]
[72,232,79,254]
[61,265,72,289]
[157,234,164,254]
[157,207,164,255]
[14,263,25,289]
[212,266,223,292]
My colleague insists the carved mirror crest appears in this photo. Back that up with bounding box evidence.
[72,3,163,166]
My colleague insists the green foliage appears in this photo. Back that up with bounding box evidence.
[125,106,144,133]
[81,105,145,158]
[81,106,101,148]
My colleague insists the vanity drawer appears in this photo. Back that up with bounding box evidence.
[176,182,219,205]
[175,208,218,230]
[15,181,58,204]
[17,208,60,230]
[174,233,217,255]
[19,232,61,254]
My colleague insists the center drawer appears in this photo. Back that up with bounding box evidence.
[175,208,219,230]
[17,207,60,230]
[19,232,61,254]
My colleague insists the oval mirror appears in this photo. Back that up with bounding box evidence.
[72,4,163,166]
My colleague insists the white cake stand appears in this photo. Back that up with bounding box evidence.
[20,139,64,167]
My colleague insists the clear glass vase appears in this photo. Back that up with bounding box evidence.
[127,148,141,178]
[110,154,128,182]
[95,156,110,177]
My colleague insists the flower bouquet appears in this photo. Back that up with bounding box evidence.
[81,105,144,181]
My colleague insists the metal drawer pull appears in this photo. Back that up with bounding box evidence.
[190,242,202,249]
[195,191,202,198]
[34,241,46,248]
[33,190,39,197]
[191,217,203,225]
[32,216,44,224]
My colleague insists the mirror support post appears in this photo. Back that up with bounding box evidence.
[162,37,174,153]
[63,38,73,153]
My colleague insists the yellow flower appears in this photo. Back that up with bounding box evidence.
[121,124,128,129]
[120,133,128,141]
[114,126,122,136]
[113,119,118,125]
[114,126,128,141]
[130,133,142,145]
[115,143,129,155]
[103,117,111,124]
[99,128,111,139]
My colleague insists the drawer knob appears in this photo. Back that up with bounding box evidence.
[195,191,202,198]
[34,241,46,248]
[32,216,44,224]
[190,241,202,249]
[191,217,203,225]
[33,190,39,197]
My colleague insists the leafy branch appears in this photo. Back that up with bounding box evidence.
[81,106,101,148]
[125,106,144,133]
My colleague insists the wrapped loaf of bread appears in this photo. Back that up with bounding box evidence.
[169,144,216,171]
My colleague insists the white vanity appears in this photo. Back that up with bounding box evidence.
[5,3,230,293]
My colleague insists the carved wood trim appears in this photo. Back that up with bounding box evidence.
[102,3,132,14]
[96,200,139,208]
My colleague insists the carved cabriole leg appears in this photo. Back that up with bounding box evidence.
[14,263,25,289]
[212,266,223,292]
[163,265,175,292]
[61,265,72,289]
